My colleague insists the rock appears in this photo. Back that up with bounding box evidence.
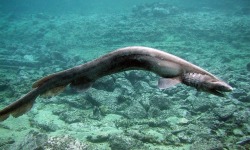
[115,118,169,128]
[84,88,121,109]
[144,129,165,143]
[86,133,109,143]
[10,130,48,150]
[132,2,179,18]
[44,135,88,150]
[0,137,14,149]
[115,77,134,94]
[54,95,89,109]
[215,129,227,137]
[166,116,179,126]
[123,102,147,119]
[0,82,9,91]
[23,55,35,62]
[51,51,66,61]
[232,89,248,101]
[138,93,151,111]
[150,94,172,110]
[133,80,154,92]
[176,132,192,143]
[233,128,244,136]
[57,110,85,124]
[190,138,223,150]
[93,76,116,92]
[247,62,250,71]
[147,119,169,127]
[31,110,65,132]
[178,118,189,125]
[127,129,165,144]
[31,121,59,132]
[213,104,237,121]
[165,134,181,145]
[109,134,143,150]
[238,95,250,103]
[116,94,131,105]
[125,71,149,85]
[10,131,88,150]
[235,137,250,148]
[148,106,162,118]
[243,122,250,135]
[233,109,250,126]
[190,96,213,112]
[183,124,214,143]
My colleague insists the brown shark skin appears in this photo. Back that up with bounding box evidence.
[0,46,232,121]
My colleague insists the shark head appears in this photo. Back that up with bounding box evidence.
[182,73,233,97]
[202,78,233,97]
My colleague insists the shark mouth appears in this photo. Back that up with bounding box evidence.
[208,89,226,97]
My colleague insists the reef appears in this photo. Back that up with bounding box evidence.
[132,2,180,18]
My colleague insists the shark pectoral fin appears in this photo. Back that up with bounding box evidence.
[157,78,181,89]
[70,77,93,92]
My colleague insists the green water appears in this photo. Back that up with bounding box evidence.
[0,0,249,149]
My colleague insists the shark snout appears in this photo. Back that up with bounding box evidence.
[215,81,233,92]
[223,84,233,92]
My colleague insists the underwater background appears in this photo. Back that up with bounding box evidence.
[0,0,250,149]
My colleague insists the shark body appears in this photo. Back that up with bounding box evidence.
[0,46,233,121]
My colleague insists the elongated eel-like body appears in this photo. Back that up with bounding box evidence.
[0,46,232,121]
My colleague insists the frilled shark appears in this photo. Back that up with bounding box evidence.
[0,46,233,121]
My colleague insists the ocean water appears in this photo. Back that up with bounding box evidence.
[0,0,250,149]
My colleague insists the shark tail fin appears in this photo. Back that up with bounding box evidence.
[0,89,39,121]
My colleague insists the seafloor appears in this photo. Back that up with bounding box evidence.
[0,3,250,150]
